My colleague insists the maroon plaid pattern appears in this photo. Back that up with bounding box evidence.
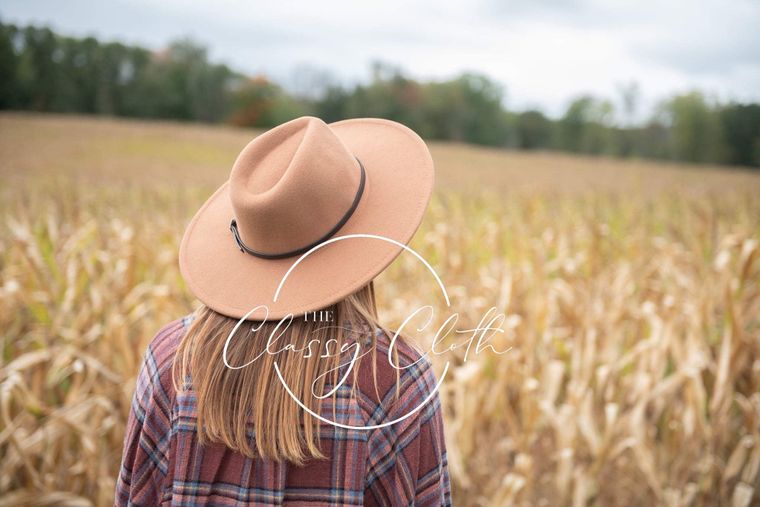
[115,315,451,506]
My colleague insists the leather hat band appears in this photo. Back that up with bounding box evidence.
[229,157,366,260]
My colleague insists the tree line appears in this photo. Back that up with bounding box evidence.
[2,22,758,168]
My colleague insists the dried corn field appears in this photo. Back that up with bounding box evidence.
[1,113,759,506]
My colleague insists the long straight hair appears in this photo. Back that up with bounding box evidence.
[172,281,383,465]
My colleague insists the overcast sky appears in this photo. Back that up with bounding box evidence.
[2,0,759,119]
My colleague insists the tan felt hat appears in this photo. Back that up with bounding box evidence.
[179,116,434,320]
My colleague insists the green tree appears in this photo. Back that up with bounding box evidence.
[615,81,640,157]
[558,96,616,154]
[515,110,553,150]
[660,92,725,164]
[344,62,424,130]
[124,39,236,122]
[420,73,513,146]
[229,76,310,127]
[720,103,760,168]
[0,22,20,108]
[15,25,60,111]
[313,85,349,123]
[55,36,103,113]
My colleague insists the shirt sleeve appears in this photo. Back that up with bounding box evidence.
[364,358,452,506]
[114,339,174,506]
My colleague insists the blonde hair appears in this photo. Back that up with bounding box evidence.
[172,282,382,465]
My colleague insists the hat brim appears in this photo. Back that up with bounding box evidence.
[178,118,434,320]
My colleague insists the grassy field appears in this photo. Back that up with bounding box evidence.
[1,112,759,506]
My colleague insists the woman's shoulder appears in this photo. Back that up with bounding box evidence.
[135,314,193,398]
[145,314,192,367]
[374,328,432,371]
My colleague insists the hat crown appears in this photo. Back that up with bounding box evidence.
[229,116,363,257]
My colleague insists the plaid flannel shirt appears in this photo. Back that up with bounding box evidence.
[115,314,451,506]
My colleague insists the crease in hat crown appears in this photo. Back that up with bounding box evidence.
[228,116,364,258]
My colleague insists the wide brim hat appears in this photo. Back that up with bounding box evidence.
[179,116,434,320]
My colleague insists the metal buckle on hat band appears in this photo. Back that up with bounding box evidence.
[229,156,366,260]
